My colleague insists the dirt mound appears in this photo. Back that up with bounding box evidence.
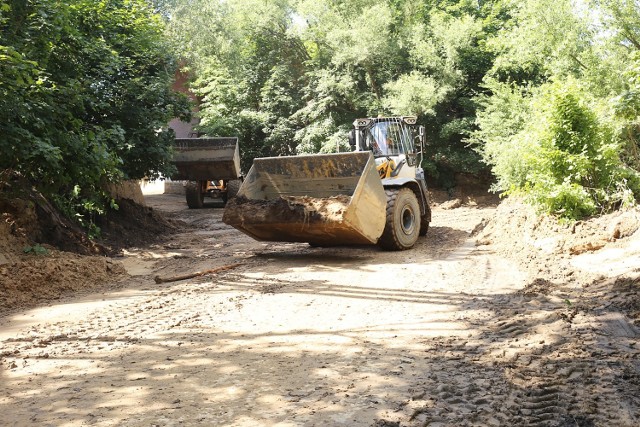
[475,197,640,328]
[0,185,183,314]
[475,198,640,278]
[97,198,184,250]
[0,253,125,315]
[0,206,128,314]
[0,190,108,257]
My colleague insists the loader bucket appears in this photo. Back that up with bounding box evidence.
[222,152,387,246]
[171,138,241,181]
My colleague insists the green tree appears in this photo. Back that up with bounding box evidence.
[1,0,189,227]
[598,0,640,170]
[473,0,640,218]
[168,0,307,169]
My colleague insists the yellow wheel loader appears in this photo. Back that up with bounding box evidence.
[172,137,243,209]
[222,116,431,250]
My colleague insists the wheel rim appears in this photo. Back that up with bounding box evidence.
[401,205,416,235]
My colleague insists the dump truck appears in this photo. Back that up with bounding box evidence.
[171,137,242,209]
[222,116,431,250]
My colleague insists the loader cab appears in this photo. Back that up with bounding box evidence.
[350,116,425,167]
[365,120,412,156]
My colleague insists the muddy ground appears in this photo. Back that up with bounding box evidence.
[1,192,640,426]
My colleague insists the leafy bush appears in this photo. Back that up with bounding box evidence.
[475,80,640,219]
[23,244,49,256]
[471,80,534,191]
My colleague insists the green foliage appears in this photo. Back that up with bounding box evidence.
[0,0,189,232]
[611,52,640,170]
[23,244,49,255]
[471,0,640,218]
[472,81,540,191]
[383,71,443,116]
[486,0,594,82]
[165,0,503,182]
[50,184,111,239]
[476,80,640,219]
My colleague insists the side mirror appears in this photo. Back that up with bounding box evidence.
[417,126,426,151]
[348,129,356,148]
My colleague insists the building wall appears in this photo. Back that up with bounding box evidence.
[141,64,200,196]
[169,117,198,138]
[170,64,200,137]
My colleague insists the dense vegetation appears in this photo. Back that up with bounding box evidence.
[471,0,640,218]
[0,0,189,233]
[166,0,640,218]
[2,0,640,226]
[165,0,497,182]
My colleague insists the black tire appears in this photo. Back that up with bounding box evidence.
[223,179,242,205]
[378,188,421,250]
[419,215,430,236]
[185,181,204,209]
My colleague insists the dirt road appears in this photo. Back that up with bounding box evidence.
[1,194,639,426]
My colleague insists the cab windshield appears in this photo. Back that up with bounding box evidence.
[363,120,414,156]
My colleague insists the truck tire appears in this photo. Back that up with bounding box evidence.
[379,188,420,250]
[185,181,204,209]
[222,179,242,205]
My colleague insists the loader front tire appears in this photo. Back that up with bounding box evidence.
[379,188,420,251]
[223,179,242,204]
[185,181,204,209]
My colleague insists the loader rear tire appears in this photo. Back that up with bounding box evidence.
[186,181,204,209]
[379,188,420,251]
[419,215,430,236]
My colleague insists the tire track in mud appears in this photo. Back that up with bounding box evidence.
[1,272,248,365]
[401,277,640,427]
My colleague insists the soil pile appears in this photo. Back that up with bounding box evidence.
[475,197,640,326]
[283,195,351,220]
[0,202,127,314]
[223,194,351,225]
[96,197,184,250]
[475,197,640,278]
[0,254,125,313]
[0,188,183,314]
